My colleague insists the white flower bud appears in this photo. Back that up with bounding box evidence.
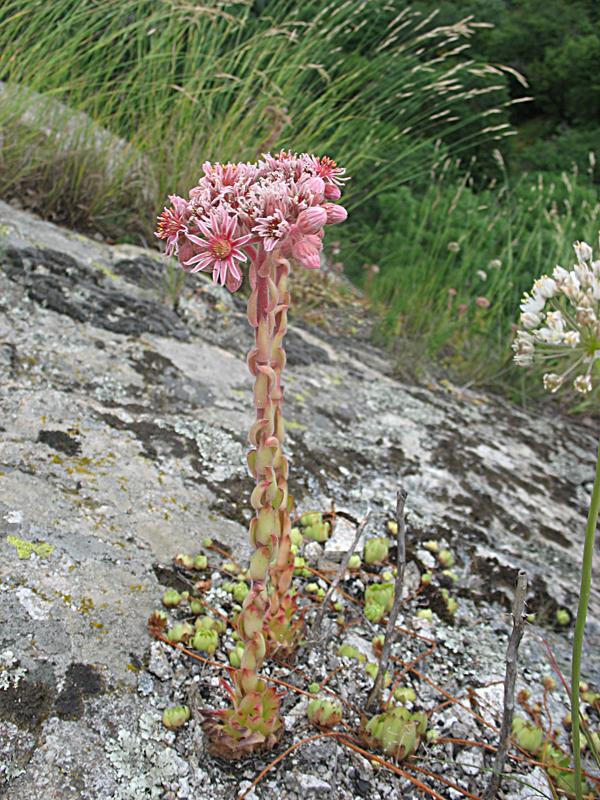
[514,353,533,366]
[545,311,564,331]
[520,311,541,329]
[520,292,545,315]
[533,276,557,299]
[563,331,581,347]
[553,265,569,284]
[575,263,593,288]
[562,273,582,301]
[574,241,593,263]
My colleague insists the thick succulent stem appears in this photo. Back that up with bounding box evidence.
[236,250,292,696]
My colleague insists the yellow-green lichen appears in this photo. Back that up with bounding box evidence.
[7,535,54,560]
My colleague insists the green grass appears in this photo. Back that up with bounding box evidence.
[2,0,598,401]
[0,1,514,241]
[340,159,600,396]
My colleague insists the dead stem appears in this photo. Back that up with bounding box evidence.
[310,509,371,638]
[484,569,528,800]
[365,487,407,712]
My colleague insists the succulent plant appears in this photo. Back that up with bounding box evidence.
[337,643,361,660]
[363,705,427,761]
[232,581,250,604]
[420,572,433,586]
[300,511,323,527]
[423,540,439,554]
[162,589,183,608]
[441,569,458,584]
[347,554,362,570]
[365,602,386,623]
[365,662,391,686]
[194,554,208,570]
[303,521,330,543]
[167,622,194,643]
[393,686,417,704]
[190,599,204,615]
[387,520,398,535]
[364,582,395,621]
[175,553,195,569]
[512,717,544,754]
[162,705,191,730]
[290,527,303,547]
[416,608,433,621]
[307,698,342,729]
[308,682,320,694]
[555,608,570,626]
[195,615,226,634]
[201,680,284,760]
[364,537,390,565]
[158,152,347,758]
[228,644,245,668]
[437,548,454,568]
[293,556,311,578]
[192,628,219,655]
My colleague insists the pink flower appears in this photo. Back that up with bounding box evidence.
[296,206,327,235]
[253,209,290,251]
[323,203,347,225]
[155,195,189,256]
[184,211,251,290]
[324,184,342,200]
[310,155,347,186]
[476,296,491,309]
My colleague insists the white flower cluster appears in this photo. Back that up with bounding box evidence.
[513,240,600,394]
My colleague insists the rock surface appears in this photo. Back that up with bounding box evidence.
[0,199,599,799]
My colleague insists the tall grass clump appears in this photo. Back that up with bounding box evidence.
[345,157,600,392]
[0,1,516,240]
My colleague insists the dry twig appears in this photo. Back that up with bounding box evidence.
[310,509,371,638]
[365,487,407,712]
[483,568,528,800]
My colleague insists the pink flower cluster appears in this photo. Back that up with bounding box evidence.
[155,151,348,292]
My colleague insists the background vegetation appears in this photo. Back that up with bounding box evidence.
[0,0,598,401]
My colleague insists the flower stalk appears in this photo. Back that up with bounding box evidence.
[571,437,600,800]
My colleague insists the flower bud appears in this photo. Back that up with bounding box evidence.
[324,183,342,200]
[323,203,347,225]
[297,206,327,235]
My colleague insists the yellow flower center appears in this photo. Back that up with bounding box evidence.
[212,238,232,259]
